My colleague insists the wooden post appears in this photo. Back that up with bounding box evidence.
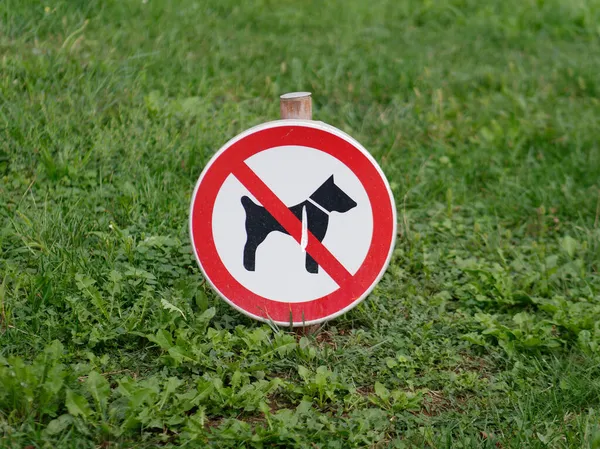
[280,92,312,120]
[280,92,320,336]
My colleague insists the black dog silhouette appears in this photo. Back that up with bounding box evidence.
[241,175,357,274]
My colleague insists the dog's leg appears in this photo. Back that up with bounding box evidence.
[243,230,271,271]
[305,253,319,274]
[243,238,259,271]
[303,206,329,274]
[242,196,274,271]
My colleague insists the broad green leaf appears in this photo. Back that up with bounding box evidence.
[158,376,183,409]
[231,371,243,389]
[85,371,110,411]
[161,298,186,319]
[560,235,578,258]
[194,289,209,312]
[43,363,66,396]
[74,273,96,289]
[298,336,310,350]
[146,329,173,350]
[43,340,64,360]
[75,274,108,318]
[45,414,73,436]
[129,388,157,409]
[295,400,312,415]
[374,382,390,400]
[197,307,216,323]
[297,365,310,381]
[195,379,214,403]
[385,357,398,368]
[168,345,195,364]
[65,389,92,418]
[185,407,207,434]
[314,367,329,388]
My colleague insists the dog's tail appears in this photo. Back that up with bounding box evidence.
[241,196,258,212]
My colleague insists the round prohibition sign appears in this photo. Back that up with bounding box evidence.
[190,120,396,326]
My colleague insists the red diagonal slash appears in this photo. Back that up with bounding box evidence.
[233,163,353,289]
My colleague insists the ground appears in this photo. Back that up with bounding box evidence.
[1,0,600,447]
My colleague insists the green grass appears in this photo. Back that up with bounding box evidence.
[1,0,600,447]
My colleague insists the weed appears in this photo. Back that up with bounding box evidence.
[1,0,600,447]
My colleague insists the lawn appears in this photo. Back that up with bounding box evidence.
[1,0,600,447]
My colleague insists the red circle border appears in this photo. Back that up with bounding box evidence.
[190,122,395,325]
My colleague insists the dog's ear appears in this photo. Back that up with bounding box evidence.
[327,175,334,184]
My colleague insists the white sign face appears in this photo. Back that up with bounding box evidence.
[190,120,396,326]
[212,145,373,303]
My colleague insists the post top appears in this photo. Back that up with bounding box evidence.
[280,92,312,100]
